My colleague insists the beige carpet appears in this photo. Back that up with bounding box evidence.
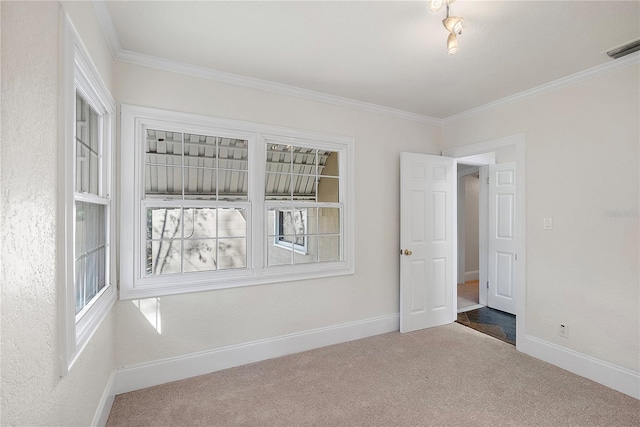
[107,324,639,426]
[458,280,479,311]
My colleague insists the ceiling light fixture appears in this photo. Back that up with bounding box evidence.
[430,0,464,54]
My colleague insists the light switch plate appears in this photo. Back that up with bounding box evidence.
[543,217,553,230]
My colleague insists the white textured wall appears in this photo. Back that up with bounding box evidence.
[464,175,479,273]
[114,61,441,367]
[1,2,116,425]
[442,65,640,371]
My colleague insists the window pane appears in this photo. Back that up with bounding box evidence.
[145,164,183,197]
[291,146,317,174]
[147,208,182,240]
[294,235,317,264]
[267,143,292,166]
[218,238,247,270]
[146,240,182,275]
[183,239,217,273]
[90,152,99,194]
[318,208,340,234]
[265,173,293,200]
[218,208,247,238]
[146,129,183,155]
[145,130,183,196]
[182,168,224,201]
[76,143,89,193]
[183,133,216,165]
[184,208,217,239]
[318,236,340,262]
[75,92,100,195]
[75,201,107,313]
[279,209,307,241]
[292,175,317,201]
[145,129,183,197]
[318,177,339,202]
[85,249,99,302]
[305,208,318,235]
[213,169,248,202]
[218,138,248,169]
[268,237,293,266]
[97,247,106,293]
[76,202,105,254]
[75,258,85,314]
[319,150,339,177]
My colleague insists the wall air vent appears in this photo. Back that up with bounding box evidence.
[606,39,640,59]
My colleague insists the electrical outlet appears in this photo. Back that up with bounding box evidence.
[558,324,568,339]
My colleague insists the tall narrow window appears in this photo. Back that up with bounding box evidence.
[74,93,108,315]
[61,15,116,373]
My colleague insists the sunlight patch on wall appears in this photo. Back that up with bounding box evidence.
[132,298,162,334]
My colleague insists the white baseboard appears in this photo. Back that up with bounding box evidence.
[91,370,116,427]
[464,270,479,281]
[115,314,400,395]
[522,335,640,399]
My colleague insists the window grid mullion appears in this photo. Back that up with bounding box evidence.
[181,132,185,274]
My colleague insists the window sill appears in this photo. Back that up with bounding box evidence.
[120,262,354,300]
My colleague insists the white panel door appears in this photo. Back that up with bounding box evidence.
[400,153,455,333]
[487,162,517,314]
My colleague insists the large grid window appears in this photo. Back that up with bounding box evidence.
[120,105,354,299]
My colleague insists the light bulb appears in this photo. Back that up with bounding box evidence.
[443,16,463,35]
[430,0,444,12]
[447,33,458,55]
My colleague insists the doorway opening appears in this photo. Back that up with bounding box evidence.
[451,146,520,346]
[457,164,482,313]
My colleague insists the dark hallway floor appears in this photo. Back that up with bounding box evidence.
[457,306,516,345]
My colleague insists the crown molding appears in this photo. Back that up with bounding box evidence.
[90,1,440,127]
[115,49,442,126]
[91,0,121,58]
[92,1,638,129]
[442,51,640,126]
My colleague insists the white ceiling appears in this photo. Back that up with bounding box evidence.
[101,1,640,120]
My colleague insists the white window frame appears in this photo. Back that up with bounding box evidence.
[120,105,354,299]
[59,15,116,374]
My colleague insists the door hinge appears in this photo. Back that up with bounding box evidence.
[486,281,489,289]
[515,254,518,261]
[486,177,490,185]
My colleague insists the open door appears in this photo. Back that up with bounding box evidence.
[487,162,517,314]
[400,153,456,333]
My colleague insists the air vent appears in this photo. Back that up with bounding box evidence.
[607,39,640,59]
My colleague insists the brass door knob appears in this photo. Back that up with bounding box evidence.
[404,249,412,256]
